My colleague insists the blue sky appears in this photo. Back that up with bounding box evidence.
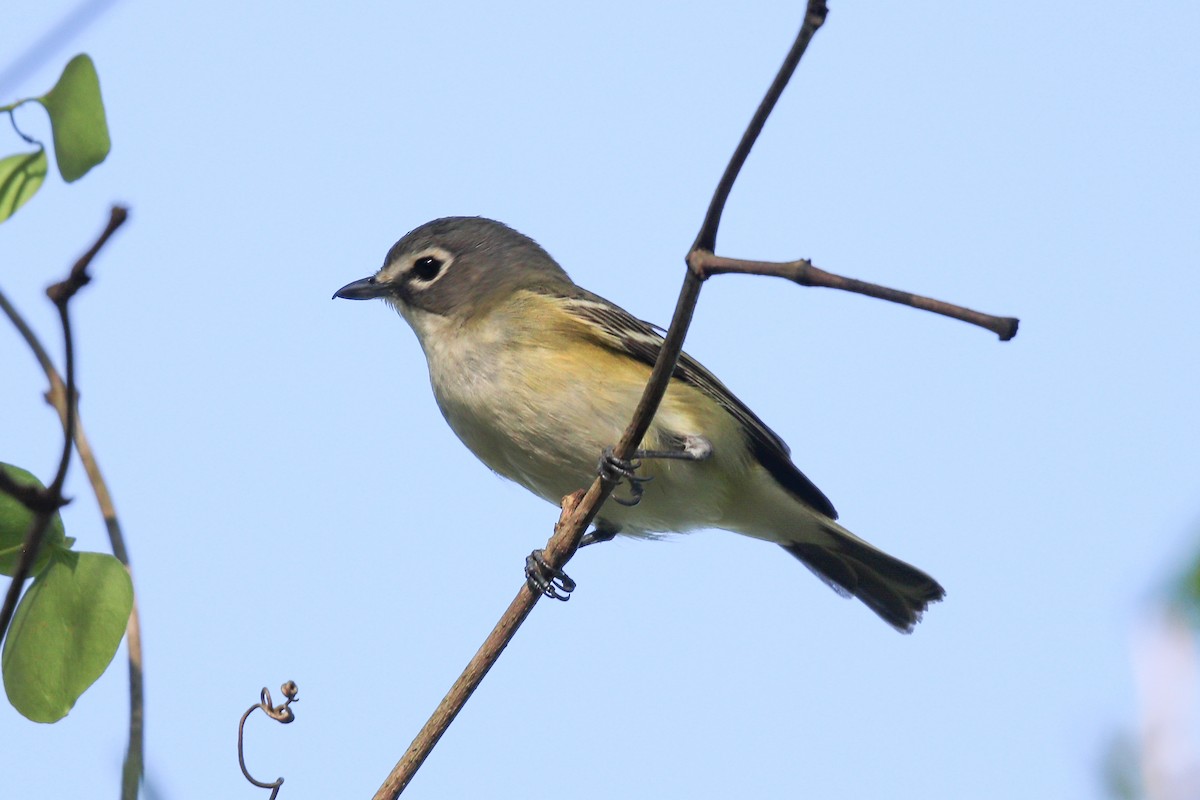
[2,1,1198,798]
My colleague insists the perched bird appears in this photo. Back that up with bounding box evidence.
[334,217,944,632]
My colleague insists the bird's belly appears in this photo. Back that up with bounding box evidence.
[426,342,736,536]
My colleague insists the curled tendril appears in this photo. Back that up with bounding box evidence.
[238,682,299,800]
[4,100,42,146]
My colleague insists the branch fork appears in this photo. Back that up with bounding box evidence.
[373,2,1017,796]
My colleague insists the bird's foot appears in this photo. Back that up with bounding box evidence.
[599,447,652,506]
[525,549,576,601]
[579,527,618,548]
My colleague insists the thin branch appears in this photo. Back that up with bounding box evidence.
[372,492,589,799]
[50,301,77,501]
[371,5,831,797]
[120,594,143,800]
[0,0,124,99]
[0,204,127,632]
[0,288,58,376]
[4,271,146,799]
[690,251,1019,340]
[693,1,829,253]
[46,205,127,305]
[376,0,1021,790]
[0,469,58,511]
[0,320,74,636]
[0,206,138,798]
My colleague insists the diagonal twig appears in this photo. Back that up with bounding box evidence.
[690,252,1019,340]
[373,0,1021,792]
[370,4,831,798]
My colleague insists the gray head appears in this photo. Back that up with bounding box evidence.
[333,217,575,320]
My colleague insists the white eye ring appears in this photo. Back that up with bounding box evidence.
[404,247,454,287]
[411,255,443,282]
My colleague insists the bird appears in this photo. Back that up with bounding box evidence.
[334,216,944,632]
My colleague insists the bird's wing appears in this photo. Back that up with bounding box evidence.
[559,290,838,519]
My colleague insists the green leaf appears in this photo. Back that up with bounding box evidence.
[0,463,67,577]
[0,150,48,223]
[37,54,111,183]
[3,550,132,723]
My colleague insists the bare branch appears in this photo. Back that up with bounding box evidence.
[374,0,1019,790]
[690,251,1019,340]
[1,268,144,798]
[0,468,61,511]
[372,491,587,799]
[0,205,138,798]
[45,205,128,306]
[0,205,128,631]
[694,1,828,252]
[371,5,831,797]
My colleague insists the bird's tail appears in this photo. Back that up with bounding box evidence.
[781,522,945,633]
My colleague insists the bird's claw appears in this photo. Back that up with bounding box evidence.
[525,549,576,601]
[599,447,652,507]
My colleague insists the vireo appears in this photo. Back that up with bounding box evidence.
[334,217,944,632]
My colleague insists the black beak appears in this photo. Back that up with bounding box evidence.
[332,276,388,300]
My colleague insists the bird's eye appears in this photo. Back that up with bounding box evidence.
[410,256,444,282]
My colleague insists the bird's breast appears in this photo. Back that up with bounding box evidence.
[412,310,744,536]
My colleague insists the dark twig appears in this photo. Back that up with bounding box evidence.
[616,1,830,466]
[0,469,58,511]
[690,252,1019,340]
[0,278,144,799]
[238,682,299,800]
[693,1,828,254]
[372,491,589,799]
[376,0,1019,792]
[0,207,139,798]
[0,205,129,663]
[371,5,831,798]
[119,595,143,799]
[683,0,1015,341]
[46,205,127,305]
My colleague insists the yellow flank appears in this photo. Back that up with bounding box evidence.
[443,290,755,536]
